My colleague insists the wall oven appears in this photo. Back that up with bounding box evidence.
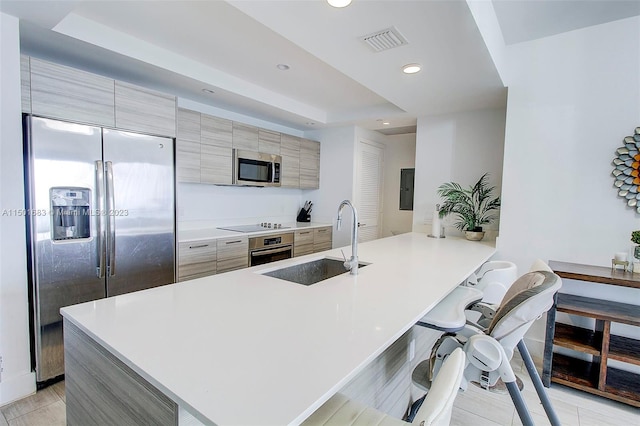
[249,232,293,266]
[234,149,281,187]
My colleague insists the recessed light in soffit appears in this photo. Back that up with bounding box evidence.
[327,0,352,8]
[402,64,421,74]
[360,26,408,53]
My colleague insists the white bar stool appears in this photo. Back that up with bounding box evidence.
[301,348,466,426]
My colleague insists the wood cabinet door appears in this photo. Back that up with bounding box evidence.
[217,236,249,273]
[280,134,300,188]
[20,55,31,113]
[299,139,320,189]
[30,58,115,127]
[178,240,217,281]
[232,122,259,151]
[115,81,176,137]
[176,108,201,183]
[201,114,233,184]
[258,129,281,155]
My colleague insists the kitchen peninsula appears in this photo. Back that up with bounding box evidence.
[60,233,495,425]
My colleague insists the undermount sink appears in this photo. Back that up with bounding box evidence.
[263,257,369,286]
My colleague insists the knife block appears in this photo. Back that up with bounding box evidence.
[296,208,311,222]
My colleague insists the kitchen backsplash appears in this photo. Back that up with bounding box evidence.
[177,183,310,229]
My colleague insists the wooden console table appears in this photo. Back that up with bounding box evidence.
[543,261,640,407]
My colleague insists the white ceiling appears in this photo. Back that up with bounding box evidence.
[1,1,638,134]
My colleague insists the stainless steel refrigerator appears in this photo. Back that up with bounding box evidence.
[24,115,176,383]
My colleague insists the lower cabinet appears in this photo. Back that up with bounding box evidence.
[294,227,332,257]
[294,229,314,257]
[178,239,217,282]
[64,320,178,425]
[313,226,332,252]
[217,236,249,273]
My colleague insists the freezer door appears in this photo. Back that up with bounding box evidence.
[103,129,175,297]
[25,116,106,382]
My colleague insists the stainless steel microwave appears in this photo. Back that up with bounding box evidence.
[233,149,281,187]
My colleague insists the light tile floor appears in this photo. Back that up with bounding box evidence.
[1,354,638,425]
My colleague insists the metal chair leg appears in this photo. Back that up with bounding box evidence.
[517,340,562,426]
[506,380,535,426]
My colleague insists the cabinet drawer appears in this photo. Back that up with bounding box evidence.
[295,230,314,245]
[314,227,332,244]
[30,58,115,127]
[217,237,248,273]
[178,240,217,281]
[313,242,332,253]
[294,243,314,257]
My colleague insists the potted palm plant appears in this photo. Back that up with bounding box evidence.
[437,173,501,241]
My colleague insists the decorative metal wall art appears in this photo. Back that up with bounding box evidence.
[612,127,640,213]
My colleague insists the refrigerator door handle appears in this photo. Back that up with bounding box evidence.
[96,160,106,278]
[105,161,116,276]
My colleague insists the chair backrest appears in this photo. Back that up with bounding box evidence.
[468,261,518,304]
[486,270,562,355]
[412,348,466,426]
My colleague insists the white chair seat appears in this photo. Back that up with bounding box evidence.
[417,286,483,332]
[302,349,466,426]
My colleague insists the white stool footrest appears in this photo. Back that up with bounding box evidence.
[301,393,405,426]
[417,286,483,332]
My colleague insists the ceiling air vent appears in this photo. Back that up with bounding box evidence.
[360,27,408,53]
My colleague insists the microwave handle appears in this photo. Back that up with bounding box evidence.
[272,160,276,183]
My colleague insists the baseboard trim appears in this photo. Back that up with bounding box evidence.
[0,371,36,406]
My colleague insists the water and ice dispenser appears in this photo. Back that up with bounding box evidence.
[50,188,91,240]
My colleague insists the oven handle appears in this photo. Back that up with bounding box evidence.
[250,245,293,257]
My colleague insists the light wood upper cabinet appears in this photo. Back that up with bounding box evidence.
[30,58,115,127]
[115,81,176,137]
[177,108,200,142]
[232,122,259,151]
[176,108,201,184]
[201,114,233,185]
[299,138,320,189]
[258,129,281,155]
[280,134,300,188]
[20,55,31,113]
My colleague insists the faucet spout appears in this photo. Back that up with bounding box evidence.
[336,200,359,275]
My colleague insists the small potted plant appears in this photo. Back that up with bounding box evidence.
[631,231,640,259]
[437,173,501,241]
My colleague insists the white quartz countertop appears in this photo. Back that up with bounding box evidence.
[178,222,332,242]
[60,233,495,425]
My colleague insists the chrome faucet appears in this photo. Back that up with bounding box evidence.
[336,200,359,275]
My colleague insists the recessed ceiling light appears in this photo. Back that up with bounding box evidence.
[306,122,316,126]
[327,0,352,7]
[276,64,290,71]
[202,88,215,94]
[383,122,390,125]
[402,63,421,74]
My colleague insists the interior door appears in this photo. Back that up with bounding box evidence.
[102,129,175,297]
[355,140,384,242]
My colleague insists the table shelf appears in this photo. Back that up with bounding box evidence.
[543,261,640,408]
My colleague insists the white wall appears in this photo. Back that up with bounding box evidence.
[381,134,416,237]
[412,109,506,238]
[499,16,640,356]
[304,126,357,249]
[0,12,36,404]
